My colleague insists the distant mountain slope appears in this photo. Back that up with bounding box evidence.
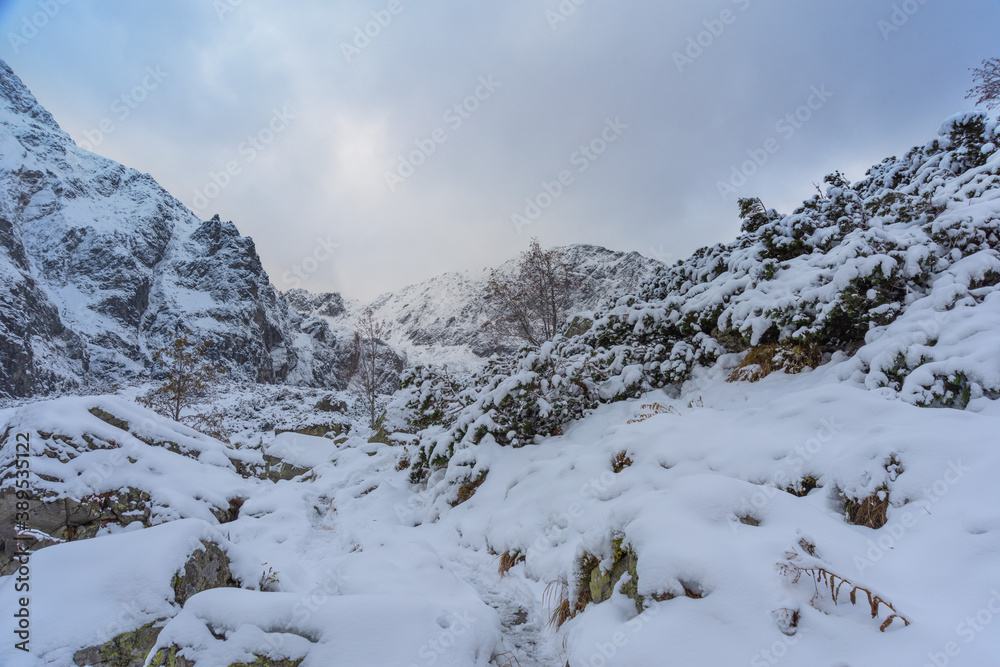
[286,244,662,367]
[0,60,349,399]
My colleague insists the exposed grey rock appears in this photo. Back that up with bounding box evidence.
[263,454,312,482]
[172,540,239,606]
[284,289,345,318]
[0,216,86,398]
[72,621,163,667]
[315,396,348,413]
[0,60,351,399]
[148,647,303,667]
[72,540,239,667]
[0,487,153,575]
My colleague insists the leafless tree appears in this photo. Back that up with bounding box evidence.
[138,328,228,439]
[484,239,579,347]
[350,307,394,430]
[967,57,1000,109]
[139,328,221,422]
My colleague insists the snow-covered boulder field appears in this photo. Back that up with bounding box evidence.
[3,366,1000,665]
[0,396,503,666]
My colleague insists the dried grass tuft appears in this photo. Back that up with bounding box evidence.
[498,550,526,579]
[451,471,488,507]
[845,487,890,529]
[612,451,633,473]
[728,342,823,383]
[627,403,679,424]
[543,578,574,629]
[492,652,521,667]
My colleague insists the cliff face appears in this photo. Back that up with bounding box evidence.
[0,60,348,399]
[0,59,661,398]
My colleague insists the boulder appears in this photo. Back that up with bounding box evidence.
[72,539,240,667]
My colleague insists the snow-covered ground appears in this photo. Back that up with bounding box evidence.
[2,357,999,666]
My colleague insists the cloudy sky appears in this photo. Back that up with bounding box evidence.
[1,0,997,300]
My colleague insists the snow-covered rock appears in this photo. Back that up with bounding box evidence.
[0,60,350,399]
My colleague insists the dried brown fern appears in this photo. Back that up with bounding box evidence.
[779,562,910,632]
[492,652,522,667]
[627,403,679,424]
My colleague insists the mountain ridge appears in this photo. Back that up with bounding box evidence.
[284,243,662,370]
[0,59,351,399]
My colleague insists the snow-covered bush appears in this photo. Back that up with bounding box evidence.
[397,112,1000,481]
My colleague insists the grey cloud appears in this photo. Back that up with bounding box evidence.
[2,0,997,299]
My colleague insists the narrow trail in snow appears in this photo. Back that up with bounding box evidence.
[447,551,565,667]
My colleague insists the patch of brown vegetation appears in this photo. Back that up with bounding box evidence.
[845,488,890,529]
[498,550,526,578]
[779,561,909,632]
[627,403,679,424]
[727,341,823,383]
[612,451,633,473]
[450,471,488,507]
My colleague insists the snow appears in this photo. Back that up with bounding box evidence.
[4,359,999,665]
[0,59,348,396]
[0,61,999,667]
[0,519,257,666]
[0,395,264,525]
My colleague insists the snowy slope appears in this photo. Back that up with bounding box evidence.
[1,366,999,665]
[0,396,504,667]
[396,111,1000,481]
